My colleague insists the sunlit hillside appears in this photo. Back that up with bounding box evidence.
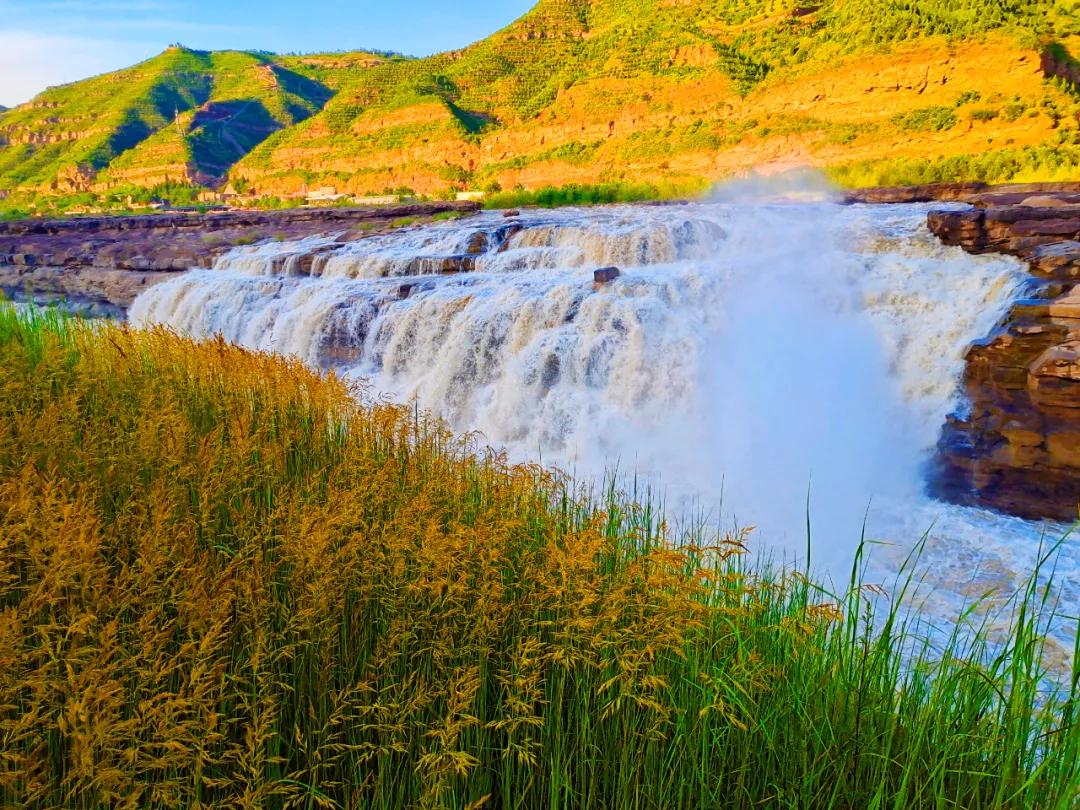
[1,0,1080,207]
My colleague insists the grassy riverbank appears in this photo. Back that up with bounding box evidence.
[0,307,1078,808]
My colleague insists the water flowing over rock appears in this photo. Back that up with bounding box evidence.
[121,198,1080,650]
[130,201,1053,585]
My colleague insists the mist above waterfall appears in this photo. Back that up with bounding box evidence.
[131,196,1046,588]
[690,207,920,572]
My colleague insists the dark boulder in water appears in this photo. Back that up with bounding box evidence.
[594,266,621,286]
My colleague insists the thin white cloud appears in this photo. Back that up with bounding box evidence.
[0,31,158,107]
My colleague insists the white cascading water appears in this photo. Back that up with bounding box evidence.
[130,196,1079,660]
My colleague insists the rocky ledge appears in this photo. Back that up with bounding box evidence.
[927,191,1080,521]
[0,202,479,312]
[842,181,1080,206]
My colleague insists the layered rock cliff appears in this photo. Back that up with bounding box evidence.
[929,193,1080,520]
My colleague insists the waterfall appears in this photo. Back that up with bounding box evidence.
[130,201,1080,648]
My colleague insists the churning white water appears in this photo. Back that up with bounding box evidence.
[130,199,1079,651]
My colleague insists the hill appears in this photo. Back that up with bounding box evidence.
[2,0,1080,208]
[0,47,362,193]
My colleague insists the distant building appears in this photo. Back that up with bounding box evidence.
[455,191,486,202]
[306,186,349,203]
[353,195,400,206]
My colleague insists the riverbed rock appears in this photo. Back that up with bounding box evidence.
[928,204,1080,258]
[1029,241,1080,280]
[466,232,489,255]
[841,182,988,205]
[0,202,479,312]
[929,191,1080,520]
[842,181,1080,207]
[0,264,182,308]
[1018,195,1080,209]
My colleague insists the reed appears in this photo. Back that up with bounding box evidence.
[0,306,1077,809]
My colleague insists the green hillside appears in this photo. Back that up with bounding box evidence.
[0,47,339,192]
[290,0,1062,123]
[2,0,1080,211]
[231,0,1080,197]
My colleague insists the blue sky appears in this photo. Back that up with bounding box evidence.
[0,0,536,106]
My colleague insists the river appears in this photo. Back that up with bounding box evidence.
[129,199,1079,659]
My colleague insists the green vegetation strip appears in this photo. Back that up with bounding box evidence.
[831,144,1080,187]
[0,307,1078,808]
[484,182,700,209]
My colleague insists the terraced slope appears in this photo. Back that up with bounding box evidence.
[2,0,1080,203]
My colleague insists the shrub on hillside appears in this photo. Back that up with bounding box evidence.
[891,106,959,132]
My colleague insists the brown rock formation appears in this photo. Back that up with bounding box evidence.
[1041,44,1080,93]
[929,206,1080,258]
[0,202,479,311]
[841,182,990,205]
[929,194,1080,520]
[841,182,1080,207]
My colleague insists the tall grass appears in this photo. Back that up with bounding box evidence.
[0,307,1077,809]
